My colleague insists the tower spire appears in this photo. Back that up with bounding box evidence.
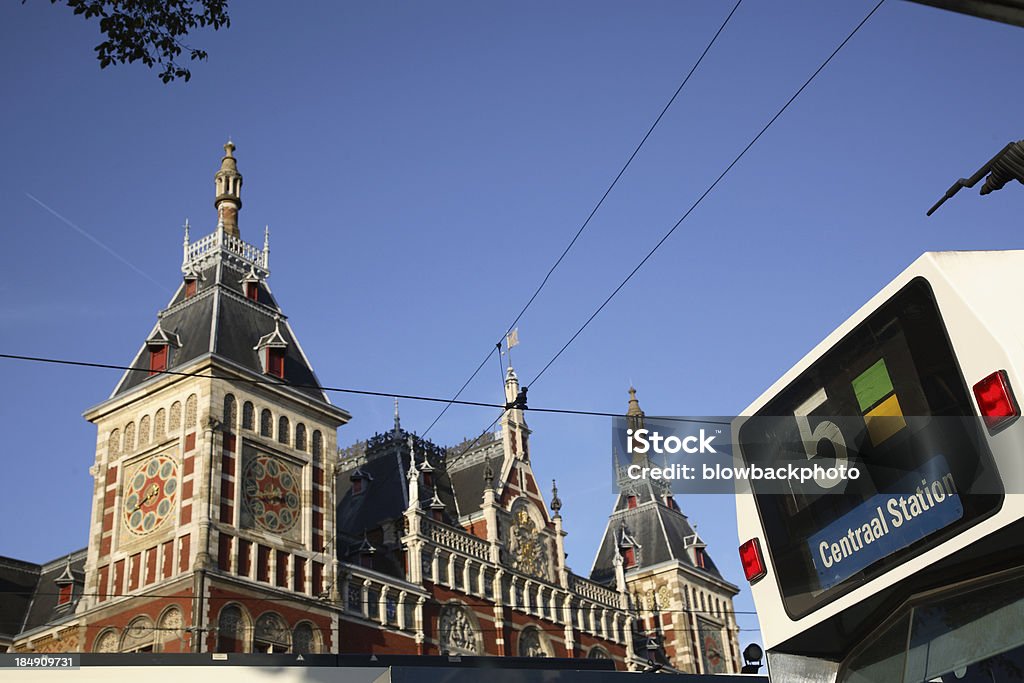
[214,140,243,238]
[627,386,645,432]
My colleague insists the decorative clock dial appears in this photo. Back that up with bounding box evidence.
[699,619,727,674]
[123,455,178,536]
[242,454,301,533]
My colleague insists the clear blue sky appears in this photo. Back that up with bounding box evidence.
[3,0,1024,652]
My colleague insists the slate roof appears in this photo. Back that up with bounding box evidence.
[336,428,461,575]
[591,390,732,589]
[111,247,330,403]
[589,497,726,586]
[0,549,87,641]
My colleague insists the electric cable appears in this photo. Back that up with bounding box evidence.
[420,0,745,438]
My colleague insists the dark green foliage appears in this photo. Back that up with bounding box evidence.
[42,0,230,83]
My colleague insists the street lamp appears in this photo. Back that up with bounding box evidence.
[741,643,764,674]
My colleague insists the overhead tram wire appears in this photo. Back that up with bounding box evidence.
[0,352,727,424]
[525,0,886,391]
[419,0,745,439]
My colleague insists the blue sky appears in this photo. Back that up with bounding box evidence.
[3,0,1024,652]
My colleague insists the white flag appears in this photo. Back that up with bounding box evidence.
[506,328,520,350]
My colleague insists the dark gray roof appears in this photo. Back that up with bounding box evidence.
[112,257,327,402]
[590,497,725,586]
[336,429,476,577]
[0,549,87,640]
[0,557,39,639]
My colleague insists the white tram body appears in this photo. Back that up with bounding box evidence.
[734,251,1024,682]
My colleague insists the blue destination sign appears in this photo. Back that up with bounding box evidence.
[807,456,963,591]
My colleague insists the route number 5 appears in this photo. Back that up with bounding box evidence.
[794,388,848,489]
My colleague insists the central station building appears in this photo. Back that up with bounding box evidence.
[0,145,741,674]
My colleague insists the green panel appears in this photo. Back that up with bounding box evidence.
[852,358,894,412]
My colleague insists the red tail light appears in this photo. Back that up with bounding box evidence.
[973,370,1020,431]
[739,538,767,583]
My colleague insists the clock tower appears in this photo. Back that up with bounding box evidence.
[78,143,350,654]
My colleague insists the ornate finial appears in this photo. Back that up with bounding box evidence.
[393,397,401,433]
[224,139,235,157]
[550,479,562,515]
[262,224,270,268]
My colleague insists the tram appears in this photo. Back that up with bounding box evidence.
[734,251,1024,682]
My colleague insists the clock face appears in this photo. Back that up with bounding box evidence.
[123,455,178,536]
[242,454,301,533]
[698,618,727,674]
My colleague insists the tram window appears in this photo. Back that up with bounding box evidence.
[739,278,1002,617]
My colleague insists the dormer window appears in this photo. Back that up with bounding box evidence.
[627,495,638,509]
[55,559,76,607]
[241,266,262,302]
[267,347,285,378]
[695,548,707,569]
[255,318,288,379]
[356,535,376,569]
[185,278,197,298]
[350,468,370,495]
[145,322,180,377]
[622,546,636,569]
[148,344,168,375]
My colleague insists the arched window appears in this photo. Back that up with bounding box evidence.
[518,627,549,657]
[260,409,272,437]
[154,408,166,440]
[292,622,319,654]
[120,616,155,652]
[93,628,119,653]
[253,612,290,653]
[588,645,611,659]
[312,430,323,458]
[223,394,238,431]
[216,604,247,653]
[242,401,255,430]
[278,416,290,445]
[295,424,307,451]
[139,415,151,447]
[169,401,182,432]
[123,422,136,453]
[108,429,121,458]
[157,606,183,652]
[185,394,198,429]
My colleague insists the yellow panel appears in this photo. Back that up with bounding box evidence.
[864,394,906,445]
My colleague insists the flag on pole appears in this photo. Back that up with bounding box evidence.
[506,328,519,351]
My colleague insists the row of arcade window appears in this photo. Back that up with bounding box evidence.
[224,394,323,456]
[215,605,321,654]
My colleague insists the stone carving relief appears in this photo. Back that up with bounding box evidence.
[438,604,479,655]
[518,627,548,658]
[506,502,549,580]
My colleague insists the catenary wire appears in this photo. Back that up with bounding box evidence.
[420,0,745,439]
[0,352,728,424]
[525,0,886,390]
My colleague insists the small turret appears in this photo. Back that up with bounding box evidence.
[214,140,243,238]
